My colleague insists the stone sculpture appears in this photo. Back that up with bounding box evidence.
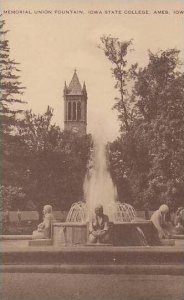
[89,204,110,244]
[32,205,55,239]
[150,204,172,239]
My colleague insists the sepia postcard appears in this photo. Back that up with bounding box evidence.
[0,0,184,299]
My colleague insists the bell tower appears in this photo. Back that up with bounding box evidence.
[64,70,87,135]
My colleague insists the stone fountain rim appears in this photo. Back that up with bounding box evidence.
[53,220,152,226]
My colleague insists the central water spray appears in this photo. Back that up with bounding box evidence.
[66,136,136,223]
[84,137,117,221]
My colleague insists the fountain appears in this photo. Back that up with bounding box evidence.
[66,138,136,223]
[5,134,182,278]
[52,137,158,247]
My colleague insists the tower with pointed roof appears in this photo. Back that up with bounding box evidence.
[64,70,87,135]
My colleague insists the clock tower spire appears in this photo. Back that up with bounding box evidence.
[63,70,87,135]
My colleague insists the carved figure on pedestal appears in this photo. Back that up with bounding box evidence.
[151,204,172,239]
[32,205,55,239]
[89,205,110,244]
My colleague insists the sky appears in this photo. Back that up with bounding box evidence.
[1,0,184,141]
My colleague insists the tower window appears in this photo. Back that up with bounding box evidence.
[68,102,72,120]
[77,102,81,121]
[73,102,77,120]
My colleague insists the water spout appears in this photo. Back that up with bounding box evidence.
[67,135,136,223]
[83,137,117,221]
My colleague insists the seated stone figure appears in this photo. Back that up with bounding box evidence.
[151,204,172,239]
[32,205,55,239]
[89,205,110,244]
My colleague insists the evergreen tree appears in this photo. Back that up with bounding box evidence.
[0,17,25,210]
[0,17,25,133]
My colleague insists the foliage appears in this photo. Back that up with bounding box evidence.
[0,185,25,211]
[0,17,25,133]
[18,106,60,152]
[100,35,137,132]
[107,46,184,210]
[2,100,92,213]
[0,17,26,212]
[16,108,92,214]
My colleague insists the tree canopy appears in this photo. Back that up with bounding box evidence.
[102,36,184,211]
[3,106,92,214]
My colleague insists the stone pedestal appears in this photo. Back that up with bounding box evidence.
[53,222,87,246]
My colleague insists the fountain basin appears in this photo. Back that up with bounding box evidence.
[52,221,162,246]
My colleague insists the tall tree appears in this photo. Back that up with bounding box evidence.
[100,35,137,132]
[0,17,25,210]
[108,48,184,211]
[133,49,184,209]
[0,17,25,133]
